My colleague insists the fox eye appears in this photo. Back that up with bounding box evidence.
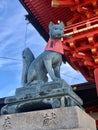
[55,28,58,30]
[60,28,63,30]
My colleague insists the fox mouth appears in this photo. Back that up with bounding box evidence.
[52,34,62,38]
[56,34,61,36]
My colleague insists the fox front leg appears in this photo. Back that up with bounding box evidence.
[44,60,60,81]
[53,65,61,79]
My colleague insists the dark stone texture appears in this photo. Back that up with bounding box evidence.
[1,80,83,114]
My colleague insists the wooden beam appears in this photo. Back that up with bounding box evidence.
[51,0,74,7]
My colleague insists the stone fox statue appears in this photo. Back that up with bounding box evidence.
[22,21,71,86]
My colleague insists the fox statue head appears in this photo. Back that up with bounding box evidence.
[49,21,65,39]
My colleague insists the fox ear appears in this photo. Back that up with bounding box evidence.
[60,21,65,28]
[49,21,54,29]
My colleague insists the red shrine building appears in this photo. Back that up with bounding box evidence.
[0,0,98,129]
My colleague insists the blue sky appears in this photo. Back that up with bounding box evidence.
[0,0,87,98]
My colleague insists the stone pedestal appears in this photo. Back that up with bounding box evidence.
[0,106,96,130]
[1,80,83,114]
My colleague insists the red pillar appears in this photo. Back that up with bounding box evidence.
[94,68,98,95]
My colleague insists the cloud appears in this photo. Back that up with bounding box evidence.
[0,0,47,97]
[0,1,27,66]
[61,63,87,85]
[0,0,7,20]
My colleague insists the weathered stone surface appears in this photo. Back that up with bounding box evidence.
[21,129,91,130]
[60,129,91,130]
[1,80,83,114]
[5,80,82,104]
[0,107,96,130]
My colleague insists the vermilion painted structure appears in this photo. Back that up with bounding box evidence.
[53,0,98,95]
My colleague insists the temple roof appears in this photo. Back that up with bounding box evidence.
[19,0,73,41]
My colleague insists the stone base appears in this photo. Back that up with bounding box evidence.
[0,106,96,130]
[1,80,83,114]
[18,129,92,130]
[63,129,92,130]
